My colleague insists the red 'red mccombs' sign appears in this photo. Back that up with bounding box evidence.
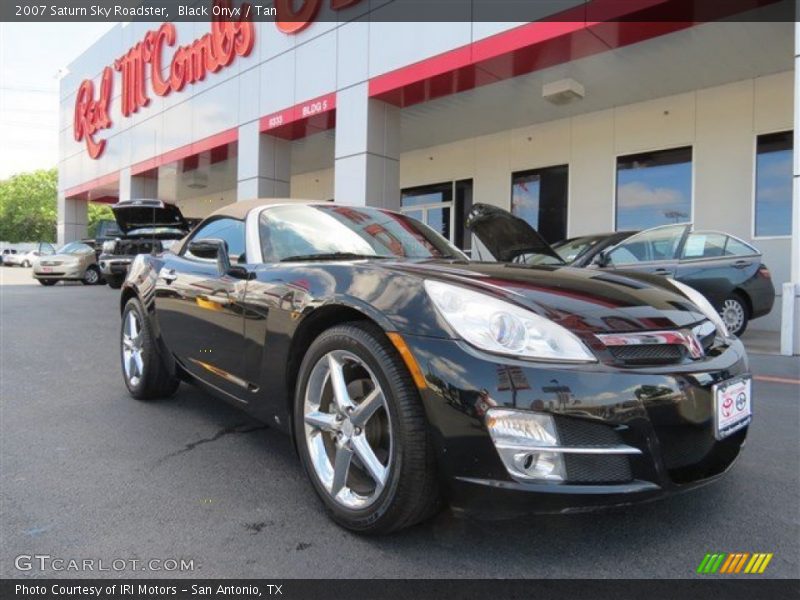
[73,0,367,160]
[74,0,255,159]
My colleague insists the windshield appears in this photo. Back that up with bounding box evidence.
[551,237,600,263]
[58,242,93,255]
[259,205,464,262]
[511,252,565,266]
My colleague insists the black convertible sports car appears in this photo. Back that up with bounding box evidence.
[119,199,752,534]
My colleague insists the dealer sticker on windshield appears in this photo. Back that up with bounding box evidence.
[713,376,752,440]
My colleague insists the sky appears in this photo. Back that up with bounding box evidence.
[0,22,118,180]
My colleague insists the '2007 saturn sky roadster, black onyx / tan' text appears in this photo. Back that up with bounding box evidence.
[118,199,752,534]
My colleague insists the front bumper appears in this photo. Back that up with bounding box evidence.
[401,334,750,517]
[33,265,84,280]
[99,255,132,277]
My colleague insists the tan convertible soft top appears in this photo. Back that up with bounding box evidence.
[207,198,328,221]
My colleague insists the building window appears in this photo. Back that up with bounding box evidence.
[755,131,793,237]
[511,165,568,244]
[616,147,692,231]
[401,180,473,250]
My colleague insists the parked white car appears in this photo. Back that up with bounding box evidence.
[4,243,57,267]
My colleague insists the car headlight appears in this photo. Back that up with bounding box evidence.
[102,240,116,253]
[424,280,596,362]
[669,279,730,339]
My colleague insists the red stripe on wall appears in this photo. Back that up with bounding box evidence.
[259,92,337,140]
[64,171,120,199]
[130,127,238,175]
[368,18,693,108]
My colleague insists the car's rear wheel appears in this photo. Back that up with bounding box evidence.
[22,260,30,268]
[106,275,124,289]
[121,298,179,400]
[82,266,101,285]
[38,279,57,286]
[721,293,749,337]
[294,322,439,534]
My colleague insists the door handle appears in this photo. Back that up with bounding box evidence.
[733,260,751,269]
[159,267,178,283]
[652,268,672,275]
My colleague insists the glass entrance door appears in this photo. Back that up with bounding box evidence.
[400,182,454,243]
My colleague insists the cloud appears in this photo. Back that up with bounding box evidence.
[617,181,686,209]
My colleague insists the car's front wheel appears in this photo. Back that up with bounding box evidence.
[294,322,439,534]
[121,298,179,400]
[721,293,749,337]
[82,266,101,285]
[22,260,30,268]
[106,275,124,289]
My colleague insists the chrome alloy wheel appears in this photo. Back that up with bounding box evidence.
[303,350,392,510]
[84,268,99,284]
[122,310,144,387]
[721,298,745,336]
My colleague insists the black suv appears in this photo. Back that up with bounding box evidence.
[99,199,190,289]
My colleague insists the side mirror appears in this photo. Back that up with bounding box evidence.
[188,238,231,275]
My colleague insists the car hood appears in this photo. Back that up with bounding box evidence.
[112,199,189,234]
[465,203,564,264]
[41,253,86,262]
[384,260,706,334]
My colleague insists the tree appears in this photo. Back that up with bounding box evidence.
[0,169,57,243]
[88,203,115,237]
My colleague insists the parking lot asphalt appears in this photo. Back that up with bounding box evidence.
[1,267,799,579]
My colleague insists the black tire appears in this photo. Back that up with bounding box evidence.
[38,279,57,286]
[106,275,124,289]
[22,260,30,268]
[82,265,102,285]
[721,292,749,337]
[294,322,440,534]
[121,297,179,400]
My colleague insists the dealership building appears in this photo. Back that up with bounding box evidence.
[57,1,799,353]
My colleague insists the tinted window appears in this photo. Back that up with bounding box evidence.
[755,131,792,237]
[616,147,692,230]
[511,165,568,244]
[607,225,686,265]
[186,218,246,262]
[259,205,461,262]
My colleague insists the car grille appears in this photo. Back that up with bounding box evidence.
[39,261,62,266]
[598,321,719,366]
[609,344,685,365]
[553,416,633,484]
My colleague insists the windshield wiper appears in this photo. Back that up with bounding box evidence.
[280,252,393,262]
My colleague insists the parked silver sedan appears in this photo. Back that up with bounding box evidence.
[33,242,104,286]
